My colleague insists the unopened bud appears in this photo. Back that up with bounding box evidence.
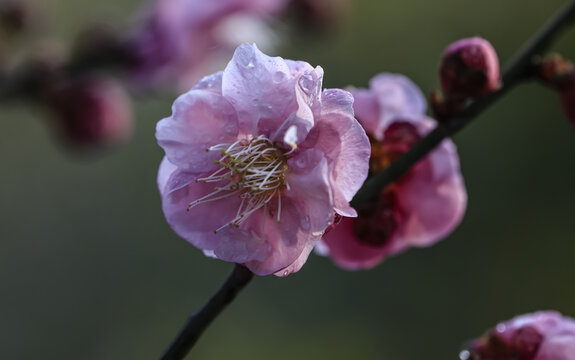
[461,311,575,360]
[440,37,501,98]
[536,54,575,127]
[536,53,575,90]
[44,75,133,149]
[0,0,32,34]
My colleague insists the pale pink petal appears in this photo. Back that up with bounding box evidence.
[350,88,380,136]
[273,240,316,277]
[222,43,297,134]
[212,226,272,264]
[285,149,334,233]
[161,169,249,254]
[244,149,333,275]
[394,131,467,247]
[156,89,239,173]
[353,73,427,140]
[319,89,370,216]
[242,197,315,275]
[157,156,179,195]
[192,71,223,92]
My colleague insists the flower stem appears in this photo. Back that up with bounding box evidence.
[351,0,575,207]
[158,264,254,360]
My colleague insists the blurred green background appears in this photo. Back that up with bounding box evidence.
[1,0,575,359]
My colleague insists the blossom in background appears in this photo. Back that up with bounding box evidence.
[156,43,370,276]
[44,75,133,149]
[318,73,467,270]
[461,311,575,360]
[126,0,289,89]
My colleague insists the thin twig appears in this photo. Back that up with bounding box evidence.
[351,0,575,207]
[159,264,254,360]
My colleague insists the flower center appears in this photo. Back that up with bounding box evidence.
[189,135,289,232]
[369,121,421,174]
[355,121,420,246]
[353,187,399,246]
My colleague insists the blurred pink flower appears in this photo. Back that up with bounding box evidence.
[156,44,370,276]
[45,75,133,149]
[440,37,501,98]
[318,73,467,270]
[461,311,575,360]
[126,0,289,89]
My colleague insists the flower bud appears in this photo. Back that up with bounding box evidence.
[537,53,574,89]
[0,0,32,34]
[536,54,575,127]
[44,75,133,149]
[440,37,501,98]
[461,311,575,360]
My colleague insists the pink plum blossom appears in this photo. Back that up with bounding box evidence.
[461,311,575,360]
[318,73,467,270]
[126,0,289,89]
[44,75,133,149]
[156,43,370,276]
[440,37,501,98]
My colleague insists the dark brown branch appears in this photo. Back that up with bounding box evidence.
[158,264,254,360]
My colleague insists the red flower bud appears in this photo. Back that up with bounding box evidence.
[440,37,501,98]
[536,54,575,127]
[44,75,133,149]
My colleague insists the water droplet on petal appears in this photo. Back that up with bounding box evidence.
[224,124,236,136]
[300,215,310,230]
[298,73,314,94]
[273,71,286,83]
[459,350,471,360]
[295,157,307,168]
[247,61,255,69]
[496,323,506,333]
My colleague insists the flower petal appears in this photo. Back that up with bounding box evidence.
[244,149,333,275]
[156,89,239,173]
[319,217,408,270]
[301,89,371,216]
[350,88,380,136]
[162,170,273,265]
[265,66,324,147]
[192,71,223,92]
[354,73,427,140]
[157,156,179,196]
[222,43,295,134]
[394,133,467,247]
